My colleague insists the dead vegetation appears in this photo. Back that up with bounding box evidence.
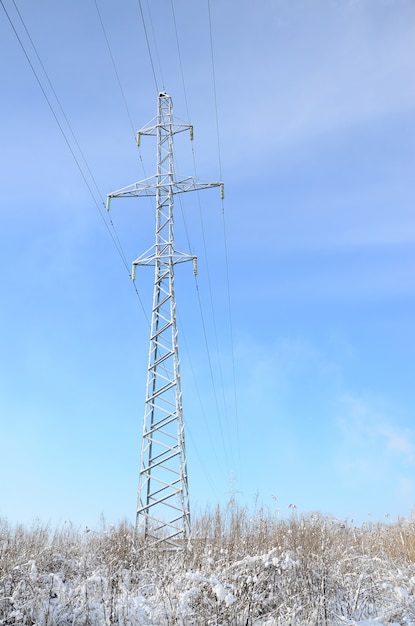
[1,507,415,625]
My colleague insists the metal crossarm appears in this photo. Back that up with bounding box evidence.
[107,92,222,546]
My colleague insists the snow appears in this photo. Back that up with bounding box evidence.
[2,516,415,625]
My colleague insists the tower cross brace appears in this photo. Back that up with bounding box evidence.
[107,92,223,546]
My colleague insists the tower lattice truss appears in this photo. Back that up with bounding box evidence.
[107,92,222,545]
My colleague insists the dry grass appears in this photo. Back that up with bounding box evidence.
[1,507,415,625]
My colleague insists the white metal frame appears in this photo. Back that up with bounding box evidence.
[107,92,222,545]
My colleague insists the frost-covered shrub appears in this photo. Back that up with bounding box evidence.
[2,511,415,625]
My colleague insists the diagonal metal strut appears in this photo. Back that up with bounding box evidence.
[107,92,222,546]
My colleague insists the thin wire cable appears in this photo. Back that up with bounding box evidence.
[177,313,222,498]
[10,0,136,276]
[193,276,231,464]
[136,0,158,93]
[207,0,242,487]
[207,0,223,179]
[1,0,149,323]
[170,0,234,475]
[10,0,105,208]
[93,0,150,185]
[0,2,102,223]
[145,0,165,91]
[93,0,154,254]
[174,193,230,477]
[93,0,136,138]
[170,0,190,118]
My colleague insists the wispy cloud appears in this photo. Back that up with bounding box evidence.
[337,393,415,465]
[218,0,415,160]
[379,425,415,462]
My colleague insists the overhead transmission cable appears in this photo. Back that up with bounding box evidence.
[9,0,105,212]
[93,0,156,288]
[207,0,223,179]
[94,0,161,324]
[170,0,190,119]
[93,0,136,139]
[170,0,237,478]
[136,0,159,93]
[93,0,150,184]
[0,2,104,226]
[145,0,165,91]
[1,0,149,322]
[207,0,242,487]
[176,307,222,499]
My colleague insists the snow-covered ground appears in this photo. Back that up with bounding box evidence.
[1,513,415,625]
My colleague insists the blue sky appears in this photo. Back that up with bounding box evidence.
[1,0,415,528]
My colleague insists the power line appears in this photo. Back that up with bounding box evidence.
[207,0,223,181]
[136,0,159,93]
[3,0,240,516]
[170,0,190,119]
[0,1,101,215]
[145,0,165,91]
[1,0,149,322]
[193,275,234,468]
[93,0,136,139]
[10,0,105,209]
[168,0,237,476]
[207,0,242,487]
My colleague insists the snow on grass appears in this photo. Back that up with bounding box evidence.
[1,510,415,624]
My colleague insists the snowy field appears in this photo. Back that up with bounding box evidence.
[1,510,415,625]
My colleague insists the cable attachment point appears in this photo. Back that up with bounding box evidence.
[189,125,194,141]
[220,184,224,200]
[106,196,111,211]
[132,264,137,281]
[136,132,141,147]
[193,256,198,276]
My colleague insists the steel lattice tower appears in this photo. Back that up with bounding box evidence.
[107,92,222,545]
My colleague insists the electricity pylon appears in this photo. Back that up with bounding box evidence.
[107,92,223,546]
